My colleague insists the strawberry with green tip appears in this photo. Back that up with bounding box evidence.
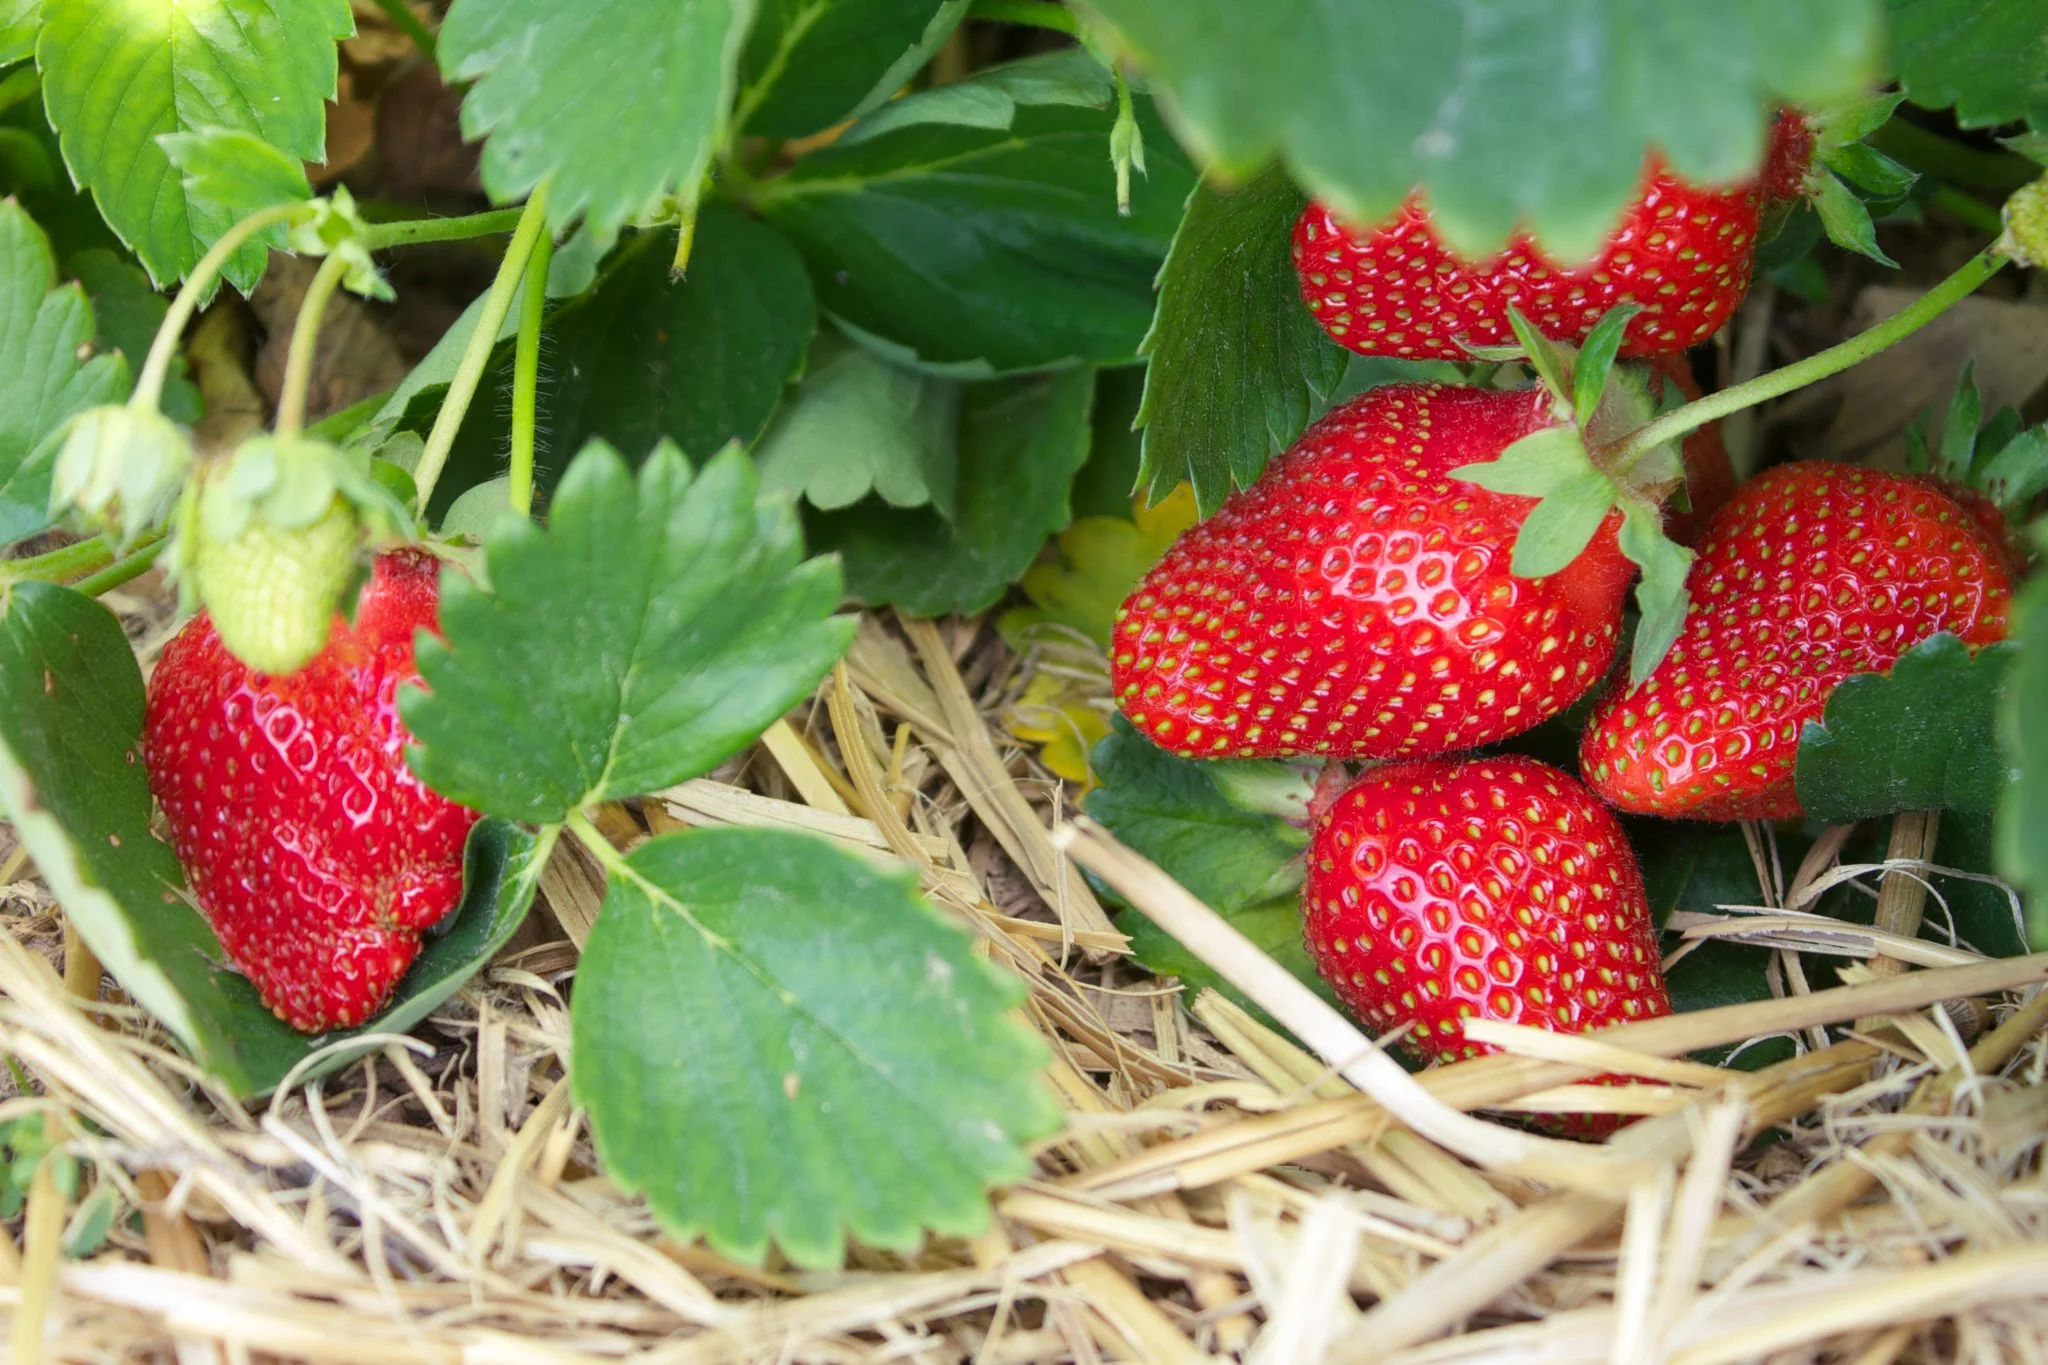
[1112,382,1635,762]
[146,551,480,1032]
[1303,755,1671,1072]
[1292,113,1811,362]
[1581,463,2014,820]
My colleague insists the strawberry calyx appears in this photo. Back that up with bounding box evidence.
[1448,304,1699,681]
[1765,95,1918,268]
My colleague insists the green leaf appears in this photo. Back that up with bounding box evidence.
[1450,424,1594,500]
[0,582,544,1096]
[428,209,816,517]
[1074,0,1881,258]
[1071,364,1144,520]
[2000,573,2048,946]
[1509,470,1616,579]
[999,482,1197,650]
[755,52,1197,372]
[808,366,1093,616]
[1797,633,2019,823]
[736,0,962,138]
[1620,501,1695,683]
[0,202,128,544]
[1084,716,1336,1020]
[159,128,312,222]
[405,440,853,823]
[439,0,749,241]
[39,0,351,290]
[1134,164,1348,512]
[1571,303,1643,427]
[573,827,1057,1268]
[1086,717,1307,914]
[66,249,200,425]
[0,0,37,66]
[1809,169,1898,266]
[1886,0,2048,131]
[754,329,959,514]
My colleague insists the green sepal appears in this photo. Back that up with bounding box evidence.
[1503,306,1573,413]
[1449,424,1595,499]
[1570,302,1643,428]
[1508,469,1617,578]
[1810,170,1898,266]
[1809,90,1908,147]
[1619,499,1694,683]
[1936,361,1982,484]
[48,404,194,547]
[1820,142,1917,198]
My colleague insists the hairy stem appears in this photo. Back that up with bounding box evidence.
[1610,247,2008,467]
[2,535,116,585]
[135,203,304,411]
[508,227,555,520]
[274,252,353,439]
[359,207,527,252]
[967,0,1079,34]
[73,536,168,598]
[413,185,551,512]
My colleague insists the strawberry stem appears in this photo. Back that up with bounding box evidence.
[72,535,166,598]
[134,202,307,413]
[566,808,633,879]
[274,252,354,439]
[1609,246,2008,469]
[508,224,555,520]
[413,182,552,514]
[1,534,117,585]
[356,207,526,251]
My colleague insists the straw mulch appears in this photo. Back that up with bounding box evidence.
[2,590,2046,1364]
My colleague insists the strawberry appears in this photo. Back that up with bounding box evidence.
[1291,114,1809,361]
[145,551,480,1032]
[1303,755,1671,1071]
[1112,382,1633,761]
[1581,464,2014,821]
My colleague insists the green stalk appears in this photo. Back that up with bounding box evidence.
[1926,184,2005,236]
[359,207,527,252]
[273,252,353,439]
[967,0,1079,33]
[134,202,305,411]
[1610,247,2008,468]
[73,537,167,598]
[508,226,555,520]
[412,184,551,512]
[2,535,115,585]
[366,0,437,61]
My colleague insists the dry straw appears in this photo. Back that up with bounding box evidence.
[0,604,2044,1361]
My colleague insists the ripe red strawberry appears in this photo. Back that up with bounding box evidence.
[1303,755,1671,1070]
[1581,464,2014,820]
[1291,115,1810,361]
[1112,383,1633,761]
[145,551,480,1032]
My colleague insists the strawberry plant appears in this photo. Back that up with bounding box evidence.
[0,0,2045,1353]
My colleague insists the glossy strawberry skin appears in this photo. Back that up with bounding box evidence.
[1291,119,1807,361]
[145,551,479,1032]
[1303,755,1671,1069]
[1582,464,2014,821]
[1112,383,1633,761]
